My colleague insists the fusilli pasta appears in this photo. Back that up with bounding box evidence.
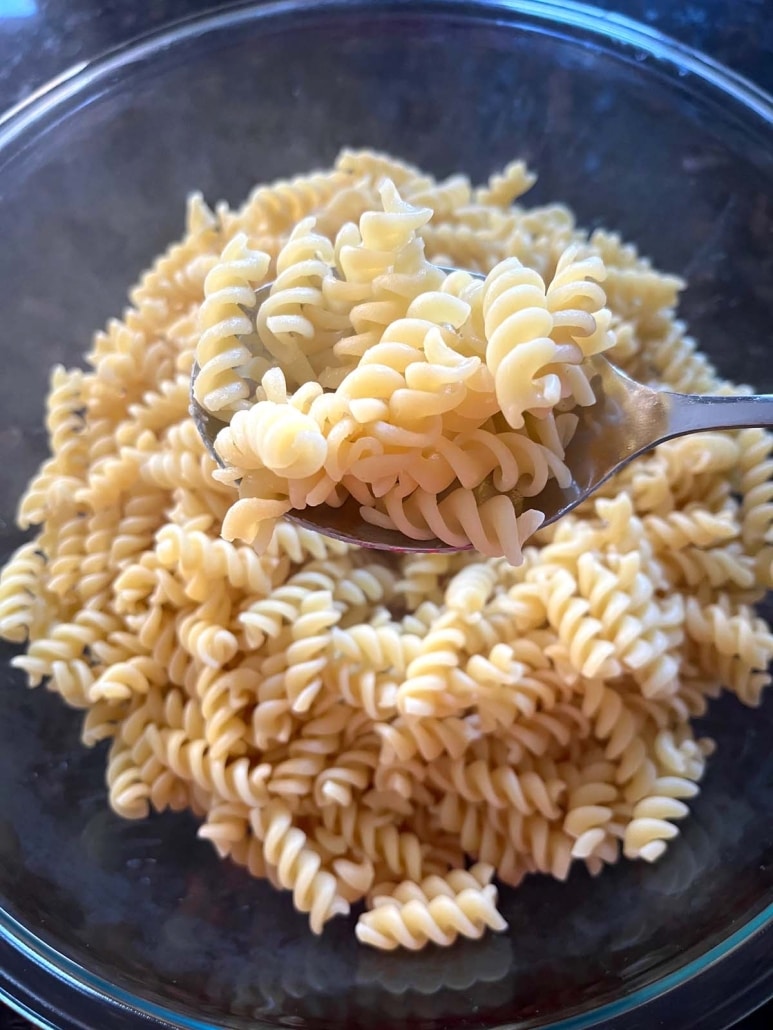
[2,150,771,954]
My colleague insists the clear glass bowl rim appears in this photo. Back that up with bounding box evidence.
[0,2,771,1029]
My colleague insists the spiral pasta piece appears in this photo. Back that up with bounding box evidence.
[482,259,562,426]
[193,233,270,415]
[256,217,346,384]
[356,863,506,950]
[0,540,47,643]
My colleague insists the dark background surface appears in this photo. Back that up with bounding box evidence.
[0,1,771,1028]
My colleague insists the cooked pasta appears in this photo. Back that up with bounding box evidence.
[1,150,772,953]
[204,174,621,554]
[355,863,506,950]
[192,232,270,415]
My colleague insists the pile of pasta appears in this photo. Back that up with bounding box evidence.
[1,149,773,952]
[193,174,615,562]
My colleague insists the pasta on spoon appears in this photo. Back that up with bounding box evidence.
[193,178,615,564]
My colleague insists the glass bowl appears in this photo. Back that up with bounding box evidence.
[0,1,772,1028]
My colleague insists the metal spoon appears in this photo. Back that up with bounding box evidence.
[190,275,773,552]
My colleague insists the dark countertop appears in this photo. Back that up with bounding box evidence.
[0,0,772,116]
[0,2,771,1030]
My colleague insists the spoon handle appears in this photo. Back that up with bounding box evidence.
[663,391,773,439]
